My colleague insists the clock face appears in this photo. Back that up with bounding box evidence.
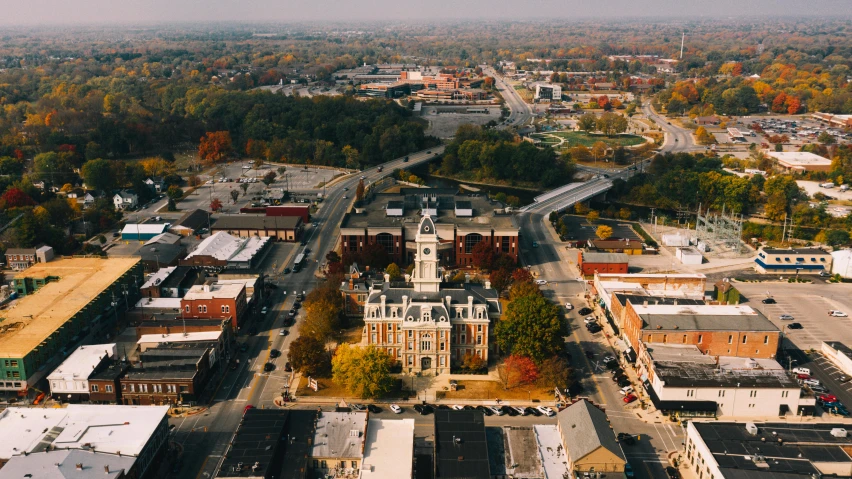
[423,248,431,255]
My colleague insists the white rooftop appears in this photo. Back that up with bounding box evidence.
[597,273,707,280]
[138,331,222,345]
[768,151,832,166]
[312,412,368,459]
[0,449,135,479]
[183,282,245,301]
[0,405,169,459]
[534,425,569,479]
[120,223,170,235]
[47,344,116,382]
[185,231,270,263]
[633,304,757,316]
[359,418,414,479]
[134,297,182,309]
[140,266,177,290]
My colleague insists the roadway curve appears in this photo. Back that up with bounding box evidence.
[483,65,534,129]
[641,100,696,153]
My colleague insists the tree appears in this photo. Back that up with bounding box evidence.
[462,353,486,373]
[245,139,267,158]
[591,141,608,162]
[188,175,202,187]
[302,283,344,343]
[386,263,402,281]
[80,159,115,192]
[596,112,628,137]
[489,267,513,294]
[210,198,223,212]
[471,240,495,270]
[537,356,572,390]
[356,179,366,201]
[1,188,36,208]
[198,131,233,165]
[240,182,249,195]
[618,208,632,220]
[497,355,539,390]
[577,113,597,132]
[495,294,562,363]
[332,345,395,399]
[230,189,239,204]
[166,185,183,200]
[818,132,837,145]
[569,145,592,163]
[586,210,600,223]
[695,126,716,145]
[596,225,613,240]
[512,268,534,284]
[167,198,177,211]
[574,202,590,214]
[764,191,788,221]
[262,171,277,186]
[342,145,360,169]
[288,336,332,377]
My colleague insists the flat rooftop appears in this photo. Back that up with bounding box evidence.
[341,189,515,231]
[0,405,168,459]
[47,344,116,382]
[138,331,222,345]
[185,232,270,263]
[0,258,140,358]
[213,215,301,230]
[768,151,832,166]
[183,282,244,301]
[633,304,778,332]
[581,252,629,264]
[434,410,490,479]
[0,449,136,479]
[693,421,852,477]
[360,418,415,479]
[311,411,367,459]
[217,409,289,478]
[141,266,176,290]
[502,426,543,478]
[761,248,830,256]
[614,293,705,308]
[534,425,569,479]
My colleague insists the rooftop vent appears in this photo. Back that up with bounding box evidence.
[831,428,848,438]
[745,423,758,435]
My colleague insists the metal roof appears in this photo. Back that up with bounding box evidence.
[434,410,490,479]
[556,399,625,466]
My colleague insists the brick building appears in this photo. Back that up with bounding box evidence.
[87,360,129,404]
[361,215,500,375]
[211,215,303,242]
[3,248,36,271]
[577,252,628,276]
[623,303,781,360]
[181,232,272,271]
[339,188,518,268]
[181,282,248,329]
[120,342,215,406]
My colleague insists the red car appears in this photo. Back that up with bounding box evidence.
[796,374,810,380]
[243,404,254,414]
[623,394,638,404]
[819,394,839,403]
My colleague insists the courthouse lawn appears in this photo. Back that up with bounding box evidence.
[533,131,646,148]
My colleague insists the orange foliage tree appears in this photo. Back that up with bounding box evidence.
[198,131,233,165]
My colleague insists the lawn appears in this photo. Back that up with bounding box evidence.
[438,380,554,402]
[295,375,411,399]
[532,131,645,148]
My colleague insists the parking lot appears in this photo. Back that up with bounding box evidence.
[557,215,641,244]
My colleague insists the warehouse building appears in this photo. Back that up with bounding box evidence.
[182,232,272,271]
[211,214,303,242]
[577,251,628,276]
[754,247,832,274]
[768,151,833,173]
[121,223,171,241]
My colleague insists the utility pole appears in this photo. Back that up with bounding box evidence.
[781,214,788,246]
[680,32,685,60]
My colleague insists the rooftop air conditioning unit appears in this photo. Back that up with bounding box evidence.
[831,428,847,438]
[745,423,758,435]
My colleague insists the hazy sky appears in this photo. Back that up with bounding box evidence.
[5,0,851,24]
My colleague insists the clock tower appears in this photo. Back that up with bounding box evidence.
[411,215,441,293]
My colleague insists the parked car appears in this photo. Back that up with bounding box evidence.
[830,310,848,317]
[587,324,602,333]
[792,367,810,375]
[283,267,291,274]
[390,404,402,414]
[536,406,555,417]
[284,362,292,372]
[513,406,527,416]
[819,394,839,403]
[788,322,803,329]
[619,386,634,396]
[623,393,638,404]
[779,314,794,320]
[535,279,547,285]
[367,404,382,413]
[602,355,616,363]
[476,405,493,416]
[803,379,821,387]
[762,298,776,304]
[279,329,288,336]
[351,404,366,411]
[810,384,829,394]
[665,466,681,478]
[578,307,593,316]
[624,463,635,478]
[263,362,275,372]
[270,349,281,358]
[617,432,635,445]
[452,405,465,411]
[617,378,631,388]
[488,406,504,416]
[525,407,541,416]
[584,316,597,324]
[796,373,811,380]
[564,302,573,310]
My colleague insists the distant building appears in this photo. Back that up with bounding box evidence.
[675,246,703,265]
[831,249,852,278]
[170,208,211,236]
[266,205,311,223]
[556,399,626,475]
[532,82,562,102]
[144,177,164,192]
[587,238,644,254]
[594,272,707,320]
[768,151,833,172]
[47,343,117,403]
[181,282,248,329]
[120,340,216,406]
[754,247,832,274]
[211,214,303,242]
[140,266,202,299]
[113,190,138,210]
[685,420,852,479]
[3,248,37,270]
[0,405,169,479]
[811,112,852,128]
[638,343,814,419]
[310,412,368,477]
[577,251,628,276]
[434,410,490,479]
[121,223,171,241]
[695,115,720,126]
[181,232,272,271]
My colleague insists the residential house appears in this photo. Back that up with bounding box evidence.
[4,248,36,270]
[113,190,138,210]
[556,399,626,475]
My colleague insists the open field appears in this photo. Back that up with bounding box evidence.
[439,380,554,401]
[531,130,646,149]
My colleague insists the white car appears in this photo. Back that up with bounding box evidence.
[513,406,527,416]
[619,386,634,396]
[390,404,402,414]
[565,302,573,310]
[584,316,596,324]
[779,314,794,321]
[535,279,547,285]
[830,310,848,317]
[488,406,504,416]
[536,406,555,417]
[452,405,465,411]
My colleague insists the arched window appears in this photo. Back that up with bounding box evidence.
[464,233,483,254]
[376,233,394,253]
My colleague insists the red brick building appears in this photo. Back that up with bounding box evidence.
[578,252,629,276]
[181,282,247,329]
[622,302,781,360]
[120,343,214,406]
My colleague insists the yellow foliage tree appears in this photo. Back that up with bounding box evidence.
[596,225,613,240]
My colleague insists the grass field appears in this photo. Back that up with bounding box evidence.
[438,380,554,401]
[538,131,646,148]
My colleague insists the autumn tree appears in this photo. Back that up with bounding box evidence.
[355,179,365,201]
[498,355,539,390]
[262,171,277,186]
[596,225,613,240]
[695,126,716,145]
[462,353,487,372]
[569,145,592,163]
[618,208,632,220]
[495,294,563,363]
[302,280,345,343]
[591,141,608,162]
[166,185,184,200]
[342,145,360,169]
[289,336,332,377]
[489,267,513,294]
[198,131,233,165]
[1,187,36,208]
[332,345,395,399]
[596,112,627,136]
[210,198,223,212]
[471,240,495,270]
[512,268,534,284]
[230,189,239,204]
[586,210,600,223]
[245,139,267,158]
[386,263,402,281]
[140,157,174,178]
[537,356,573,390]
[577,113,597,132]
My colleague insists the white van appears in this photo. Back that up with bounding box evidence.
[792,367,810,375]
[821,182,835,189]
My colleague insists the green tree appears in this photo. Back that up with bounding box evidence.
[495,294,562,363]
[230,189,239,204]
[262,171,277,186]
[342,145,360,169]
[818,131,836,145]
[332,345,395,399]
[764,191,788,221]
[577,113,597,132]
[386,263,402,281]
[596,112,628,137]
[289,336,332,377]
[166,185,184,200]
[81,159,116,192]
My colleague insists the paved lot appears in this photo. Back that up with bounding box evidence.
[423,106,502,138]
[557,215,641,243]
